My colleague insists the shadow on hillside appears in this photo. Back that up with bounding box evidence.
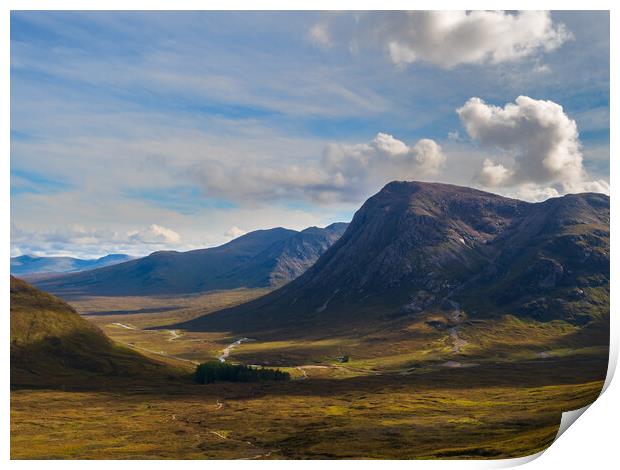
[10,329,190,392]
[11,347,608,403]
[82,306,183,316]
[200,353,609,401]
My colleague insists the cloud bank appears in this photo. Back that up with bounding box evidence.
[311,11,571,68]
[128,224,181,244]
[10,12,608,257]
[224,226,247,240]
[457,95,609,200]
[11,223,183,257]
[192,133,445,204]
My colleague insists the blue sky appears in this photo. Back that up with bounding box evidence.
[10,11,610,257]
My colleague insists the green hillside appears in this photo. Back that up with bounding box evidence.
[10,276,179,388]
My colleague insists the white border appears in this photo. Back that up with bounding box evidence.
[3,1,617,468]
[1,1,618,10]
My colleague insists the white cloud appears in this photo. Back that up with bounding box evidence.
[322,133,445,183]
[411,138,446,174]
[44,225,118,246]
[192,132,445,204]
[224,226,247,240]
[311,11,572,69]
[509,184,560,203]
[10,198,349,258]
[308,22,331,47]
[532,63,551,74]
[563,179,610,195]
[372,131,409,155]
[12,223,183,257]
[447,131,462,142]
[128,224,181,244]
[457,95,609,197]
[478,158,512,187]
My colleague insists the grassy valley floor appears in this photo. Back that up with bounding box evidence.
[11,290,608,459]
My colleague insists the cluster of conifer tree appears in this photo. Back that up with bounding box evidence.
[195,361,290,384]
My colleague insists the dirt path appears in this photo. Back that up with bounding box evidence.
[193,401,276,460]
[218,338,252,362]
[119,339,200,366]
[208,430,274,459]
[168,329,182,341]
[109,322,196,365]
[112,322,136,330]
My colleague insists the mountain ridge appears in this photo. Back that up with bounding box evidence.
[35,223,349,296]
[11,253,134,276]
[177,181,609,336]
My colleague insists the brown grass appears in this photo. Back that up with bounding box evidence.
[11,289,608,459]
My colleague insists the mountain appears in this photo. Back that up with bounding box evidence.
[221,223,349,287]
[35,223,348,297]
[11,253,134,276]
[178,181,609,336]
[10,276,175,387]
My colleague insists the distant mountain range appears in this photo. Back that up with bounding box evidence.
[11,254,134,277]
[34,223,348,296]
[178,181,609,336]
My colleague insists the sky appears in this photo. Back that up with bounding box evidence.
[10,11,610,258]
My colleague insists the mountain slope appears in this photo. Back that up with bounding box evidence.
[457,192,610,325]
[11,254,133,276]
[222,222,349,287]
[35,224,348,296]
[10,276,175,387]
[179,181,609,335]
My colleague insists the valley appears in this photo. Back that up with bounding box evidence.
[10,182,610,459]
[10,8,612,462]
[11,287,607,459]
